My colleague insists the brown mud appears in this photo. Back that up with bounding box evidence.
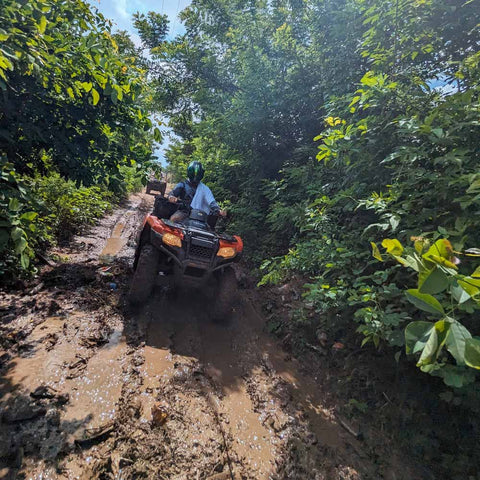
[0,193,426,479]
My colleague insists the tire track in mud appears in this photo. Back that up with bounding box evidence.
[128,288,372,480]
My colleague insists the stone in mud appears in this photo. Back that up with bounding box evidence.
[30,385,69,406]
[55,392,70,405]
[80,325,111,347]
[48,300,61,315]
[151,402,169,426]
[45,408,61,427]
[31,385,57,399]
[267,415,287,433]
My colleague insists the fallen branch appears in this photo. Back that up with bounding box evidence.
[335,412,363,440]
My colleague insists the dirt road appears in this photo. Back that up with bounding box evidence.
[0,194,413,479]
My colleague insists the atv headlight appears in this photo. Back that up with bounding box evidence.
[217,246,236,258]
[162,233,182,248]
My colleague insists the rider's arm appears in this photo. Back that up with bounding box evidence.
[204,185,226,216]
[167,182,184,202]
[202,185,219,212]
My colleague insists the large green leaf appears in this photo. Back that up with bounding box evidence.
[10,227,25,241]
[416,326,438,366]
[465,338,480,370]
[451,283,471,304]
[14,236,27,254]
[457,277,480,299]
[423,239,453,260]
[20,211,38,221]
[405,321,434,355]
[419,267,449,294]
[81,81,93,92]
[434,365,476,388]
[472,266,480,278]
[38,15,47,34]
[419,319,450,366]
[9,197,21,211]
[445,320,472,365]
[422,239,457,269]
[20,252,29,269]
[405,289,445,315]
[395,254,420,271]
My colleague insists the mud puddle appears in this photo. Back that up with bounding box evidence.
[0,193,154,479]
[129,290,368,480]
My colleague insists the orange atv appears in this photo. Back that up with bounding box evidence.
[129,197,243,319]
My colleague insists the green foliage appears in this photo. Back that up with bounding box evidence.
[118,165,147,194]
[33,174,114,239]
[133,11,168,50]
[250,0,480,390]
[0,171,114,279]
[0,156,37,274]
[372,237,480,387]
[0,0,159,276]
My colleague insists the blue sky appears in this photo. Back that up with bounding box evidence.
[92,0,191,164]
[93,0,189,43]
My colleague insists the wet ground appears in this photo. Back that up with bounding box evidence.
[0,193,420,479]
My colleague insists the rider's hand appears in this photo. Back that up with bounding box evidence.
[168,195,178,204]
[219,209,227,217]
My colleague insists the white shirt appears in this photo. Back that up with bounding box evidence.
[190,182,219,214]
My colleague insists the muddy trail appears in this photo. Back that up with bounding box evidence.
[0,193,422,479]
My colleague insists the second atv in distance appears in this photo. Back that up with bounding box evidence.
[129,197,243,320]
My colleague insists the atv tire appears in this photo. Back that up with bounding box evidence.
[212,267,237,321]
[129,244,159,304]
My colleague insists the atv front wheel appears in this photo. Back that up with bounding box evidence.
[129,244,159,304]
[212,267,237,321]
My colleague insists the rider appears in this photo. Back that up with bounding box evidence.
[167,161,226,222]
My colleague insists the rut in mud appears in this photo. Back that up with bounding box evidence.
[0,194,421,480]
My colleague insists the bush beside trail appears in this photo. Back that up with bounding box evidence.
[0,169,147,281]
[0,0,162,280]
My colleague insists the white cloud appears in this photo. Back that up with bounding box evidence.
[114,0,129,19]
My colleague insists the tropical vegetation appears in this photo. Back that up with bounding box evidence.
[0,0,159,278]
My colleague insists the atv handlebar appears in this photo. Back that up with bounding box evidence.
[168,195,226,218]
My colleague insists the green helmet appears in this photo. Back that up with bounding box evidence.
[187,161,205,183]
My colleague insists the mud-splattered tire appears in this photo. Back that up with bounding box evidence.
[212,267,237,321]
[129,244,159,304]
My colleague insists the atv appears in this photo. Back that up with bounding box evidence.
[129,197,243,319]
[146,178,166,196]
